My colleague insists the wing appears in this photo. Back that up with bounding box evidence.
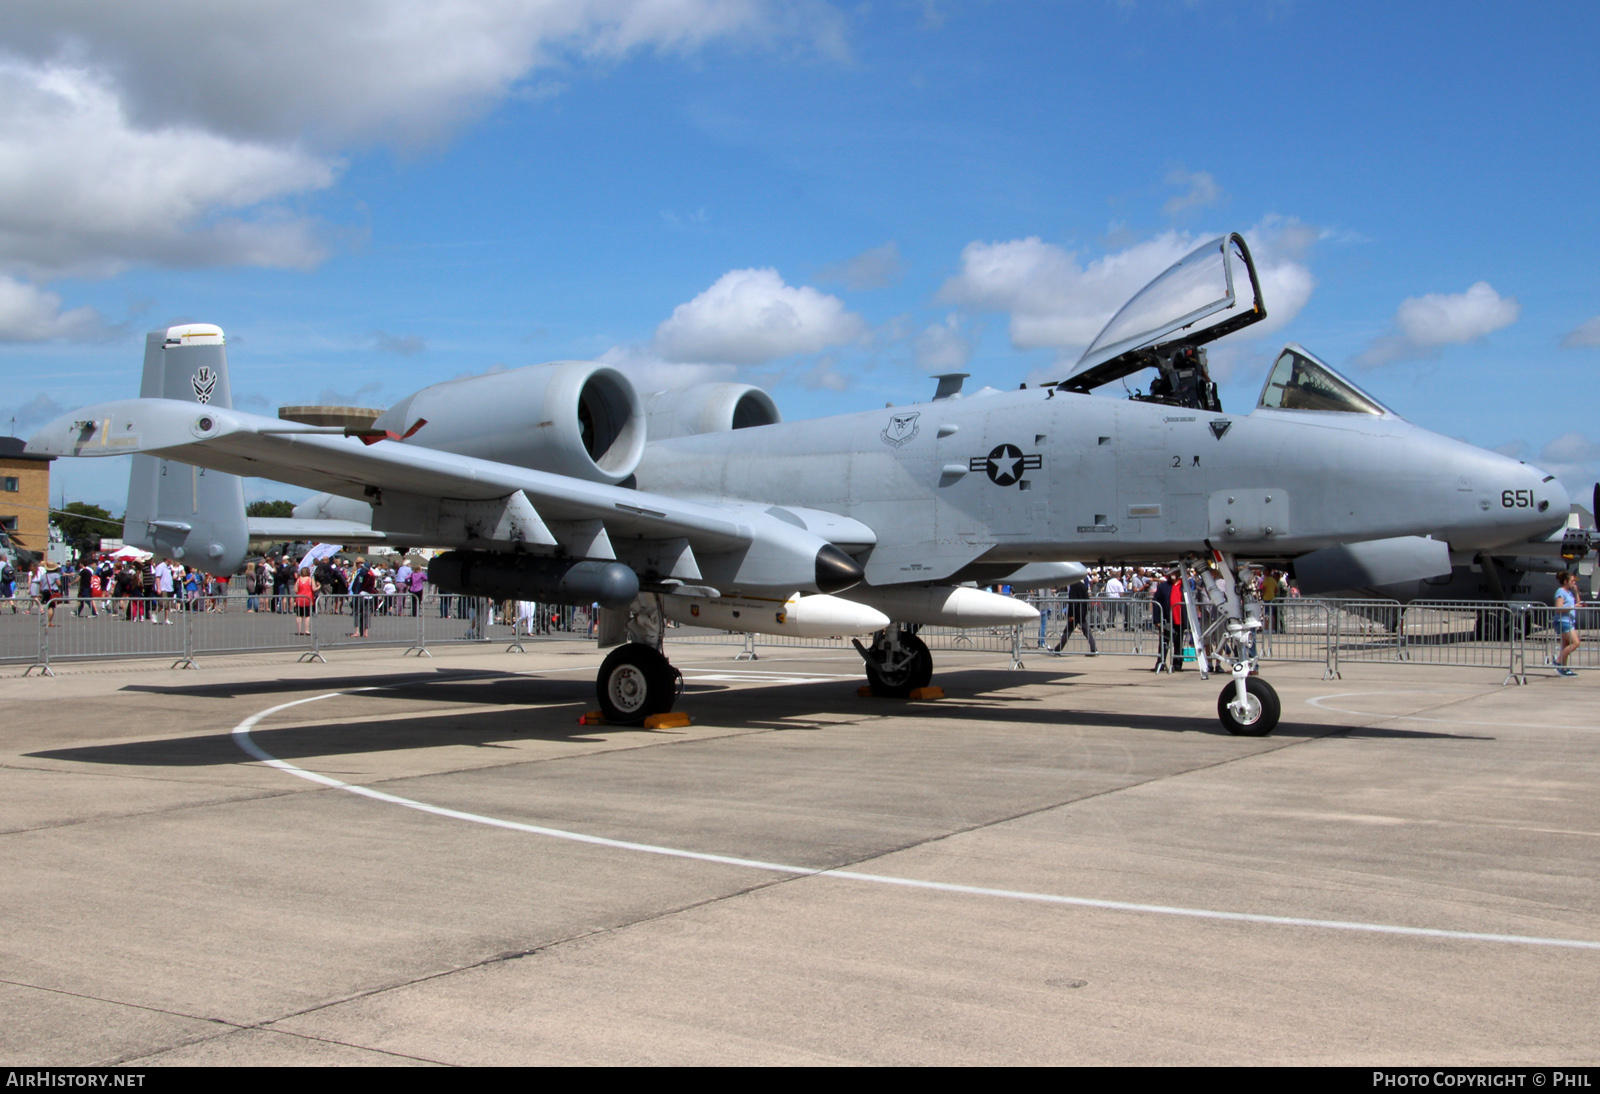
[29,398,874,597]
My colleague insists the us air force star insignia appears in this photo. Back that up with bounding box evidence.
[880,411,921,448]
[969,443,1043,486]
[191,366,217,404]
[1209,419,1232,439]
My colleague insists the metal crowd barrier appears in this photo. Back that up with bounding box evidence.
[1520,604,1599,678]
[1031,595,1553,685]
[1,593,593,674]
[2,589,1586,685]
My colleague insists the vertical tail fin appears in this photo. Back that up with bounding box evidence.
[124,324,249,574]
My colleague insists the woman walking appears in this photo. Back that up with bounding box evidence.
[1553,571,1582,677]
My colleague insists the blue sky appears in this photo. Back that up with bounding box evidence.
[2,0,1597,513]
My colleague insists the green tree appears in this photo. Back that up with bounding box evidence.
[246,500,296,518]
[51,502,118,552]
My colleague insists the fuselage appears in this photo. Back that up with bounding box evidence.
[636,386,1567,584]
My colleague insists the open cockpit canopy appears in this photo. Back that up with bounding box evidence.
[1255,344,1397,417]
[1059,233,1266,396]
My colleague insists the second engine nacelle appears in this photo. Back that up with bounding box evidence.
[373,361,645,485]
[644,383,781,441]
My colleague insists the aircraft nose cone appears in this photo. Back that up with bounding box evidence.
[1477,458,1570,549]
[1543,474,1571,520]
[814,544,865,594]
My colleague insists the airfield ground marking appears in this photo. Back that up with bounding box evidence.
[231,690,1600,952]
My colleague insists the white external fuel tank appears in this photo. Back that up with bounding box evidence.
[662,592,890,638]
[840,585,1039,628]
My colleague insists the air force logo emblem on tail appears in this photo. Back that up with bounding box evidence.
[191,366,217,404]
[880,411,920,448]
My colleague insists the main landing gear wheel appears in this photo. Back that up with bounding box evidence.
[1217,676,1280,736]
[865,633,933,698]
[596,643,680,725]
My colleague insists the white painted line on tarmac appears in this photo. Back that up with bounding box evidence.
[232,691,1600,952]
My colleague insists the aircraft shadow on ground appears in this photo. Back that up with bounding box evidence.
[117,666,533,703]
[29,664,1481,770]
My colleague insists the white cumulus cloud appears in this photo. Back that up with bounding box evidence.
[653,268,867,365]
[3,1,834,147]
[1242,215,1318,336]
[596,344,738,392]
[1357,281,1520,367]
[0,1,837,322]
[913,314,973,372]
[937,233,1190,353]
[0,62,335,279]
[0,274,105,341]
[938,220,1316,362]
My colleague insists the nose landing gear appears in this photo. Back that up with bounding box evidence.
[1217,672,1280,736]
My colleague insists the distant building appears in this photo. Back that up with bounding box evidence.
[0,436,54,560]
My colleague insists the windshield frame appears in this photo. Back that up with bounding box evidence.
[1254,343,1400,418]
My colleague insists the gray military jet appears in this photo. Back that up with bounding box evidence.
[26,235,1569,735]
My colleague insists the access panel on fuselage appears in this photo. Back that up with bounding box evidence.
[1112,402,1235,551]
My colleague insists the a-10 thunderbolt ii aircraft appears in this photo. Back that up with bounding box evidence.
[27,234,1571,735]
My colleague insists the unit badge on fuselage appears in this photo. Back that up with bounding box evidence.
[880,411,921,448]
[969,443,1043,487]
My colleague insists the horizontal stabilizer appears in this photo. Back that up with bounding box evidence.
[1292,536,1452,596]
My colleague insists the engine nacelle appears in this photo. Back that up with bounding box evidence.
[644,383,780,441]
[373,361,645,485]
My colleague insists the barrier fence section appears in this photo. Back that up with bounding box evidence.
[1,590,1584,683]
[1521,604,1600,675]
[0,593,601,674]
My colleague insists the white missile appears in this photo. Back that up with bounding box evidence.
[840,584,1039,628]
[663,592,890,638]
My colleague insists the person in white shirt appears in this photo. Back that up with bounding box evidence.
[1104,572,1126,628]
[152,559,175,624]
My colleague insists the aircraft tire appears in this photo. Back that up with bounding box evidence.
[865,633,933,698]
[1217,676,1280,736]
[597,643,677,725]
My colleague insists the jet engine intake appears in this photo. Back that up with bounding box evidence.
[429,551,640,608]
[373,361,645,485]
[644,383,781,441]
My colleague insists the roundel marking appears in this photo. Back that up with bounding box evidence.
[985,443,1025,486]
